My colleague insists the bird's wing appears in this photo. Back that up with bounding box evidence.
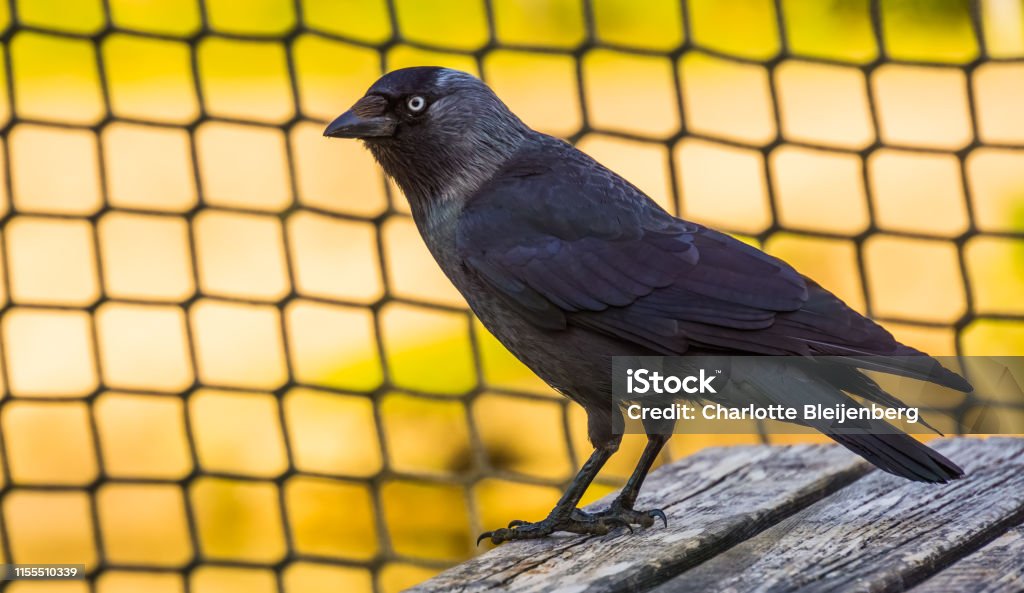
[456,140,971,392]
[455,142,807,351]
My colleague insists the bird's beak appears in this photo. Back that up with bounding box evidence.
[323,110,395,139]
[324,95,396,139]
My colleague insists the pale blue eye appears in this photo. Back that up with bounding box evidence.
[407,96,426,112]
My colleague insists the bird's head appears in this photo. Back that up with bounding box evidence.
[324,67,530,204]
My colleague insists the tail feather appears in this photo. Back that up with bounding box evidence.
[818,364,943,435]
[829,432,965,483]
[833,351,974,393]
[733,359,966,483]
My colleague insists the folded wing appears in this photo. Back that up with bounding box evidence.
[457,140,969,392]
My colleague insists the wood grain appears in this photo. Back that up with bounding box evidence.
[910,524,1024,593]
[648,438,1024,593]
[408,443,870,593]
[409,438,1024,593]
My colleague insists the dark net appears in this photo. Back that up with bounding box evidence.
[0,0,1022,592]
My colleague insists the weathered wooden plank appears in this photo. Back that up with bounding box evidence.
[408,443,871,593]
[649,438,1024,593]
[909,524,1024,593]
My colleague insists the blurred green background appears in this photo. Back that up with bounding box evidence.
[0,0,1023,592]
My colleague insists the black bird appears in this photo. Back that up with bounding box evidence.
[325,67,968,545]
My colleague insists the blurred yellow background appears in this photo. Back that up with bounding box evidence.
[1,0,1023,592]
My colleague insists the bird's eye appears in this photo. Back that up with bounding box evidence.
[406,95,426,113]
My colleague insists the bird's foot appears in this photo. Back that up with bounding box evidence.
[477,509,630,545]
[586,503,668,529]
[477,505,667,545]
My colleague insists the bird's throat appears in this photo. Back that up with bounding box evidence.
[366,133,524,211]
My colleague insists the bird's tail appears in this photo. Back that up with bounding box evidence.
[828,432,964,483]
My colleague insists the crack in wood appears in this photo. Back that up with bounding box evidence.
[408,439,1024,593]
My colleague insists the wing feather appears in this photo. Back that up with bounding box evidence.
[455,138,970,393]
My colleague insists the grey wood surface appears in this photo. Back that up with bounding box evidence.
[408,443,870,593]
[649,437,1024,593]
[407,438,1024,593]
[910,524,1024,593]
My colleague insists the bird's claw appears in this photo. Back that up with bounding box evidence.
[650,508,668,528]
[477,512,629,546]
[589,505,669,529]
[477,506,667,546]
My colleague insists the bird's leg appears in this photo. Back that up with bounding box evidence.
[584,433,670,529]
[477,438,624,545]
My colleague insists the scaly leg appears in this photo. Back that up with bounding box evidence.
[477,438,624,545]
[583,433,669,528]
